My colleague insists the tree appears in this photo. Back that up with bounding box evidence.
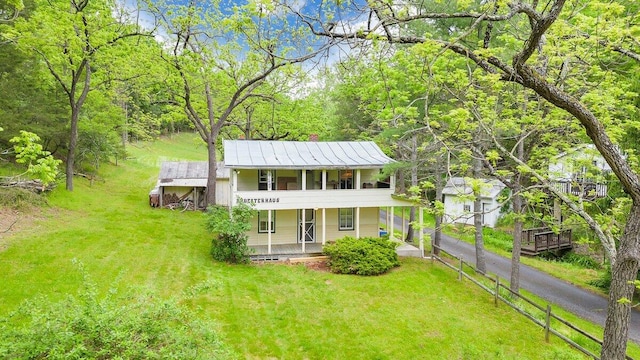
[7,0,150,191]
[150,1,329,206]
[298,1,640,357]
[9,130,61,187]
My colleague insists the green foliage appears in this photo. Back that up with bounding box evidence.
[9,130,61,185]
[589,267,612,291]
[482,228,514,252]
[206,203,256,264]
[0,264,233,360]
[539,251,602,270]
[323,236,400,276]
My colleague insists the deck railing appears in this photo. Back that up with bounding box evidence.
[521,228,573,255]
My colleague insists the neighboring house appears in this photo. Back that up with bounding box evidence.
[223,140,412,253]
[442,177,507,229]
[548,144,610,198]
[151,161,229,210]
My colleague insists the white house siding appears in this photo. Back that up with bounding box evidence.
[246,207,380,246]
[237,170,259,191]
[248,210,298,246]
[443,195,502,228]
[323,207,379,240]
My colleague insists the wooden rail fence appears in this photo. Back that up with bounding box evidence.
[430,242,633,360]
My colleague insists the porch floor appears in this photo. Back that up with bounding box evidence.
[250,241,423,259]
[250,243,324,256]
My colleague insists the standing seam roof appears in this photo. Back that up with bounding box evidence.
[223,140,394,168]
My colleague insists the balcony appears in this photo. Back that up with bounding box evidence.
[550,179,607,199]
[232,187,406,210]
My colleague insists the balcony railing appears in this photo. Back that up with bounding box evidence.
[550,180,607,199]
[232,188,404,210]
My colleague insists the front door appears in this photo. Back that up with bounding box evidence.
[298,209,315,243]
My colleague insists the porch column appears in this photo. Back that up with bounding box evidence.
[194,187,197,208]
[301,208,306,253]
[268,209,272,254]
[322,170,327,190]
[159,186,164,207]
[390,172,396,190]
[322,208,326,245]
[356,169,361,190]
[267,170,273,191]
[301,170,306,191]
[386,207,391,234]
[402,208,406,240]
[232,170,238,207]
[419,206,424,256]
[355,207,360,238]
[389,206,395,241]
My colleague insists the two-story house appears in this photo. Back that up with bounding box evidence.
[548,144,610,198]
[223,140,414,255]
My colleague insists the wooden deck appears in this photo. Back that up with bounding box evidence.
[250,243,324,260]
[521,228,573,256]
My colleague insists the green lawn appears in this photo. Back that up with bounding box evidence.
[0,133,630,359]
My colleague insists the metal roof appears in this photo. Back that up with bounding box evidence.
[223,140,395,169]
[157,162,229,188]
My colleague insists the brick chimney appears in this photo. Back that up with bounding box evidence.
[309,133,318,142]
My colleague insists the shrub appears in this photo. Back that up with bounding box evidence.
[206,203,255,264]
[589,266,612,291]
[0,267,233,359]
[323,236,400,276]
[560,252,601,270]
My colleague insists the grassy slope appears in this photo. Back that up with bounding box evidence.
[0,133,631,359]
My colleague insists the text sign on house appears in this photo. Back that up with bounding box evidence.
[238,197,280,204]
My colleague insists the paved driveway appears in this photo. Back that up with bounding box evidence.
[382,212,640,343]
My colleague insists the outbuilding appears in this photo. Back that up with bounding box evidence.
[442,177,507,228]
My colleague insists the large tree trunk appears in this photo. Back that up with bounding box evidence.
[510,184,523,294]
[473,156,486,274]
[65,106,79,191]
[433,158,444,256]
[205,136,218,206]
[601,203,640,360]
[510,137,526,294]
[405,135,419,242]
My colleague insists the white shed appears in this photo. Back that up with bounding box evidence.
[442,177,507,228]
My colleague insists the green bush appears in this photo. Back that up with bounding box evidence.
[206,203,255,264]
[323,236,400,276]
[589,266,612,291]
[0,268,233,359]
[560,252,601,270]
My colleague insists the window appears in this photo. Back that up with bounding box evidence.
[339,169,353,189]
[339,208,354,230]
[463,204,471,212]
[258,170,275,190]
[258,210,275,233]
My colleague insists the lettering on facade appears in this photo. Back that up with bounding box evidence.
[238,197,280,204]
